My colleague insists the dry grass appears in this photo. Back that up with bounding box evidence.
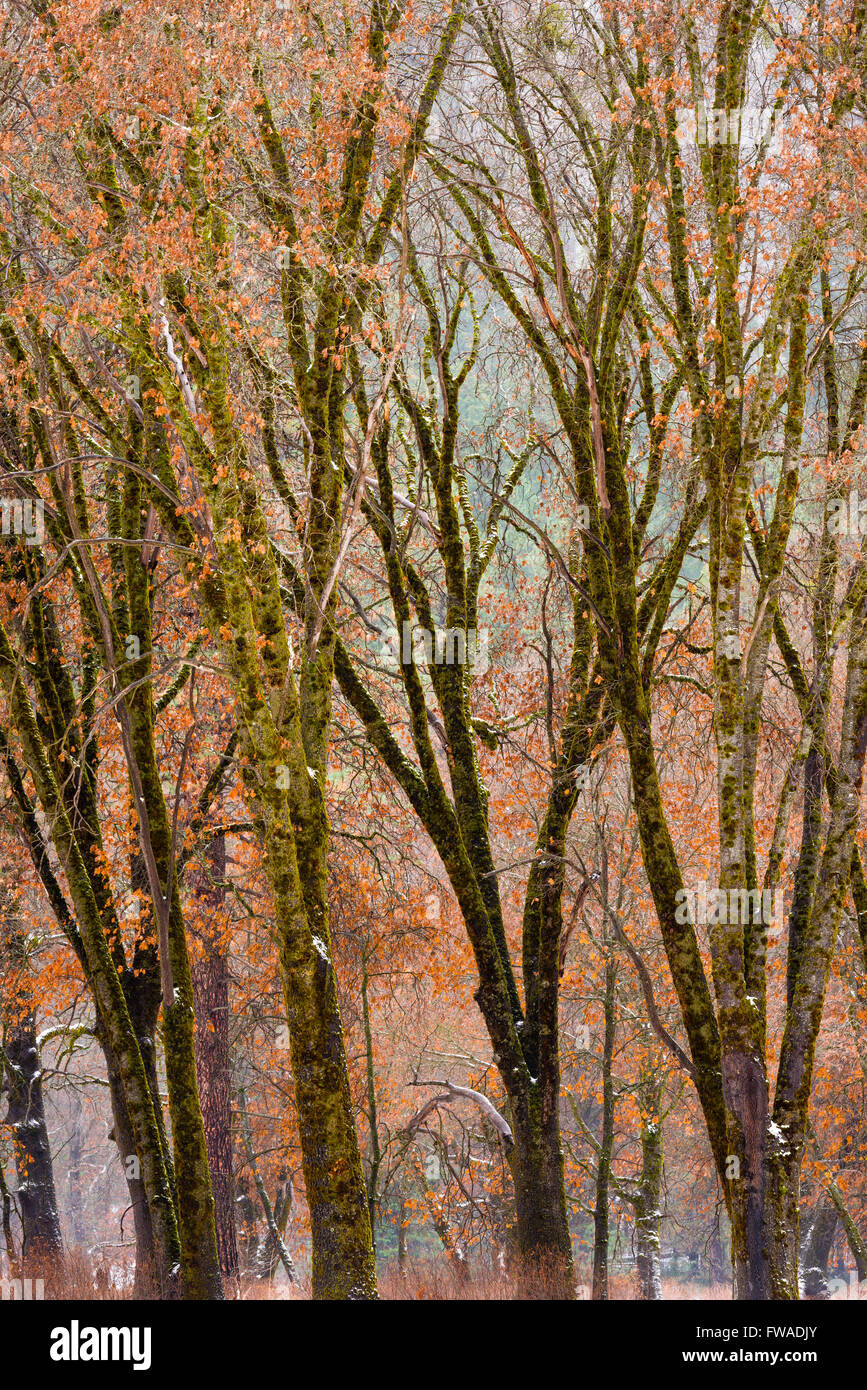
[378,1264,731,1301]
[10,1249,136,1300]
[16,1251,731,1300]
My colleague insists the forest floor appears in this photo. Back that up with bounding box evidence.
[30,1254,732,1300]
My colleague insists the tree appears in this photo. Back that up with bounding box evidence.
[0,0,464,1298]
[420,0,867,1297]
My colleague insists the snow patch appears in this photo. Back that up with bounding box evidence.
[768,1120,790,1154]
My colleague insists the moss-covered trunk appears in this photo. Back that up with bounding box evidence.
[507,1087,573,1294]
[191,840,239,1281]
[764,577,867,1297]
[2,1011,63,1266]
[591,956,616,1300]
[270,804,377,1299]
[800,1197,838,1298]
[115,466,223,1301]
[100,1024,161,1297]
[0,617,183,1297]
[635,1100,664,1301]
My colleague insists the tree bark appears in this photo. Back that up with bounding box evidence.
[0,628,183,1296]
[766,581,867,1295]
[592,955,616,1300]
[191,835,239,1282]
[2,1012,63,1267]
[801,1197,837,1298]
[635,1094,664,1301]
[101,1025,160,1297]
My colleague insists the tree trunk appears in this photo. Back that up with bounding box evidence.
[266,769,377,1298]
[67,1094,86,1250]
[635,1105,664,1301]
[801,1197,837,1298]
[397,1188,409,1280]
[360,954,381,1253]
[709,1222,727,1287]
[238,1086,295,1285]
[726,1052,773,1299]
[2,1012,63,1266]
[100,1024,160,1297]
[0,621,183,1297]
[764,581,867,1296]
[192,942,238,1281]
[827,1179,867,1282]
[592,955,616,1300]
[508,1094,573,1295]
[118,509,224,1301]
[191,835,239,1282]
[256,1183,295,1283]
[0,1151,15,1275]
